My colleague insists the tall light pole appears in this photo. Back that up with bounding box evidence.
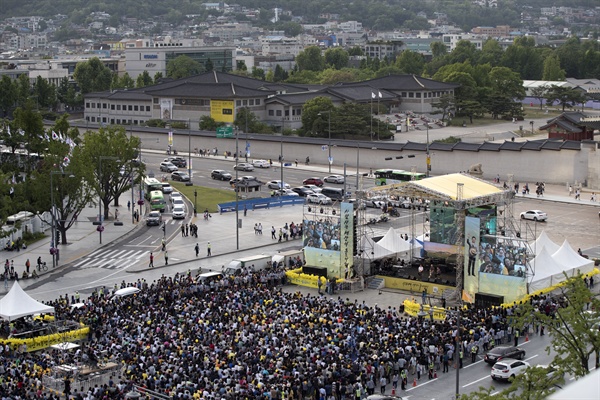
[188,118,192,179]
[50,171,74,269]
[426,123,430,177]
[234,124,240,250]
[97,156,119,244]
[318,110,332,173]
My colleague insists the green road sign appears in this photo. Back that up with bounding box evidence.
[216,126,234,138]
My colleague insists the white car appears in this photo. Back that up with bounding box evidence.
[306,193,333,205]
[267,180,290,190]
[172,198,185,209]
[172,205,185,219]
[170,192,183,204]
[161,183,173,194]
[302,184,322,193]
[160,162,178,172]
[273,189,300,197]
[324,175,345,184]
[520,210,547,222]
[252,159,270,168]
[491,359,530,382]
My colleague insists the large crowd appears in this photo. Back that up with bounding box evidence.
[0,270,545,400]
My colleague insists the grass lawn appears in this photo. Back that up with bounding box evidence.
[447,106,563,128]
[170,182,237,213]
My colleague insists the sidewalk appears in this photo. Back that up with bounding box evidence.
[3,150,598,293]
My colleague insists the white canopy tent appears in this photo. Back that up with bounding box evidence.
[378,227,412,254]
[552,240,595,276]
[531,230,560,256]
[0,281,55,321]
[359,235,396,259]
[529,246,570,292]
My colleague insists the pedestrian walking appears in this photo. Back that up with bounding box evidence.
[295,159,298,167]
[569,185,573,196]
[514,328,520,346]
[164,250,168,265]
[127,201,131,211]
[149,252,154,268]
[258,223,263,235]
[271,226,276,239]
[195,243,199,257]
[185,223,189,237]
[318,277,323,295]
[243,204,247,217]
[181,225,185,237]
[207,242,211,257]
[25,259,30,274]
[379,376,386,394]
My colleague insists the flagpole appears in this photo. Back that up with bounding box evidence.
[377,92,381,141]
[370,93,373,142]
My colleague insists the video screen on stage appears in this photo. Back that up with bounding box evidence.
[303,218,341,251]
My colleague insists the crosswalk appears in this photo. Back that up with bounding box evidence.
[72,248,147,270]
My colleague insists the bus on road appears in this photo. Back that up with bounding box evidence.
[374,169,426,185]
[144,177,163,199]
[149,191,166,212]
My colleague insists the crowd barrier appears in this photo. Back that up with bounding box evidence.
[0,325,89,352]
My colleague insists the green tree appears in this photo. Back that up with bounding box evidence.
[324,47,349,70]
[447,40,479,65]
[78,126,142,219]
[430,41,447,59]
[348,46,364,56]
[296,46,325,72]
[501,37,544,80]
[199,116,221,131]
[153,72,163,84]
[273,65,289,82]
[32,76,56,110]
[13,106,45,171]
[530,86,549,110]
[119,72,135,89]
[301,96,334,136]
[15,74,31,109]
[542,53,566,81]
[0,75,17,117]
[395,50,425,75]
[166,55,205,79]
[136,71,154,88]
[56,77,78,110]
[488,67,525,99]
[555,37,582,78]
[73,57,113,95]
[205,58,214,72]
[431,94,456,122]
[479,39,503,67]
[545,85,586,111]
[278,21,303,37]
[319,69,358,85]
[286,70,319,84]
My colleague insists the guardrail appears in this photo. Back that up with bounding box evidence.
[218,196,305,213]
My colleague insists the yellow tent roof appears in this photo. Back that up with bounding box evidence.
[411,173,502,200]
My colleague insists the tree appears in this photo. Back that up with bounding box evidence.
[430,41,447,59]
[501,38,544,80]
[447,40,479,65]
[395,50,425,75]
[296,46,325,72]
[57,77,78,110]
[324,47,349,70]
[479,39,503,67]
[301,96,334,136]
[273,65,289,82]
[542,53,566,81]
[119,72,135,89]
[13,106,45,173]
[153,72,164,84]
[205,58,214,72]
[488,67,525,100]
[78,126,143,219]
[530,86,549,110]
[516,276,600,376]
[348,47,364,56]
[545,85,586,111]
[136,71,154,88]
[0,75,17,117]
[431,94,456,122]
[73,57,113,95]
[166,55,205,79]
[319,69,358,85]
[32,76,56,110]
[251,67,266,80]
[278,21,303,37]
[199,116,221,131]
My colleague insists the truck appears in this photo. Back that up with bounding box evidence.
[272,249,304,269]
[223,254,272,276]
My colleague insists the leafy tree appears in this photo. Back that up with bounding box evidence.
[555,37,582,78]
[431,94,456,122]
[236,60,248,71]
[166,55,205,79]
[324,47,349,70]
[488,67,525,100]
[479,39,503,67]
[73,57,113,95]
[296,46,325,72]
[501,37,543,80]
[13,106,45,172]
[78,126,143,219]
[57,77,78,110]
[119,72,135,89]
[32,76,56,110]
[0,75,17,117]
[15,74,31,109]
[136,71,154,88]
[530,86,549,110]
[542,53,566,81]
[199,116,221,131]
[278,21,303,37]
[285,70,320,84]
[273,64,289,82]
[430,41,447,59]
[319,69,357,85]
[301,96,334,136]
[205,58,214,72]
[251,67,266,80]
[348,47,364,56]
[516,276,600,376]
[447,40,480,65]
[545,85,586,111]
[153,72,163,84]
[395,50,425,75]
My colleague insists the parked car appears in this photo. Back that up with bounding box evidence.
[161,183,174,194]
[273,189,300,197]
[324,175,345,184]
[252,159,270,168]
[234,163,254,171]
[171,171,190,182]
[230,176,260,186]
[292,187,315,197]
[520,210,547,221]
[366,395,407,400]
[171,157,187,168]
[306,193,333,205]
[172,205,185,219]
[267,180,290,189]
[160,162,178,172]
[303,177,324,187]
[211,170,232,181]
[491,360,530,382]
[484,346,526,365]
[146,211,163,226]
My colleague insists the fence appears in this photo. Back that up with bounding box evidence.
[218,196,305,213]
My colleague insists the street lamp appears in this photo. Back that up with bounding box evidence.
[50,171,74,269]
[188,118,192,180]
[530,120,534,135]
[194,189,197,217]
[318,110,332,173]
[96,156,120,244]
[235,124,240,250]
[426,123,430,177]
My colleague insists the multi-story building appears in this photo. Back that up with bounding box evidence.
[471,25,512,37]
[441,34,484,52]
[363,40,404,59]
[260,35,316,56]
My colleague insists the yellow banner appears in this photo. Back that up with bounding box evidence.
[0,326,90,352]
[381,276,454,295]
[210,100,234,123]
[403,299,448,321]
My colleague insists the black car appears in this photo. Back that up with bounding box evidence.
[171,171,190,182]
[171,157,187,168]
[292,187,315,197]
[484,346,526,365]
[146,211,163,226]
[211,170,232,181]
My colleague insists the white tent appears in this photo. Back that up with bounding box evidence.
[531,230,560,256]
[552,240,595,276]
[548,369,600,400]
[529,246,571,292]
[0,281,55,321]
[378,228,411,254]
[359,235,396,259]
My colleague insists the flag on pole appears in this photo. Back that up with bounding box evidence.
[9,187,14,196]
[11,174,16,184]
[371,92,376,99]
[18,129,24,136]
[378,91,382,98]
[52,131,59,140]
[6,126,10,137]
[63,156,70,167]
[44,132,50,141]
